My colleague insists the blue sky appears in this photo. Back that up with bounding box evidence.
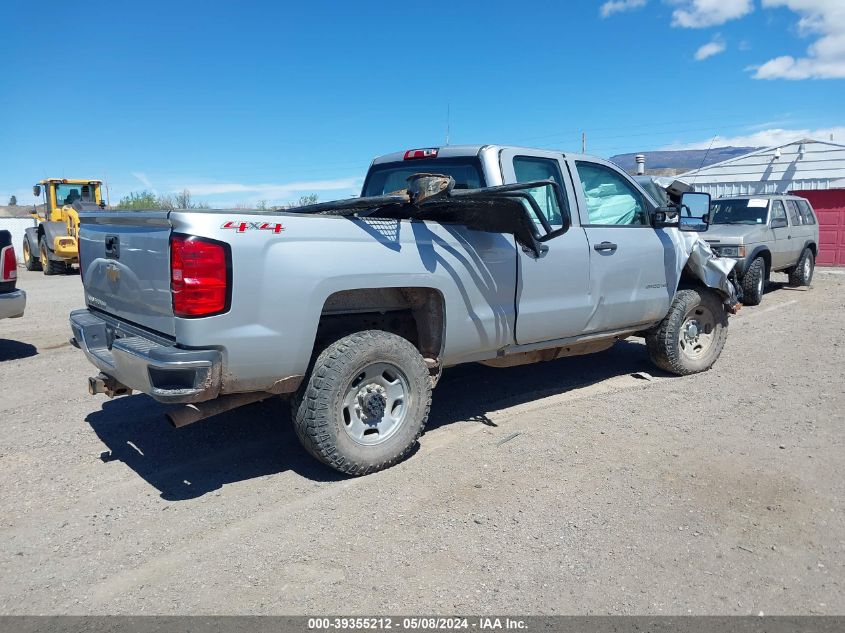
[1,0,843,207]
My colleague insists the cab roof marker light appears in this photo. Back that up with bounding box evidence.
[403,148,439,160]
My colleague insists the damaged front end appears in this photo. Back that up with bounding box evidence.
[676,231,741,313]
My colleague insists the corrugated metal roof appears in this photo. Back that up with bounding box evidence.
[677,139,845,193]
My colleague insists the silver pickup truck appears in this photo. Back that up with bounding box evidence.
[0,230,26,320]
[70,145,735,475]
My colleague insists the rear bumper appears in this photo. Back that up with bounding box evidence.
[0,289,26,319]
[69,309,222,404]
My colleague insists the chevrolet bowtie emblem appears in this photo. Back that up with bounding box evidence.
[106,264,120,283]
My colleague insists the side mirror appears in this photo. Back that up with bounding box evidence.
[770,217,788,229]
[32,185,41,198]
[678,191,711,232]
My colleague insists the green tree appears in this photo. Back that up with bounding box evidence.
[116,189,210,211]
[8,195,17,206]
[173,189,209,209]
[291,194,319,207]
[116,191,159,210]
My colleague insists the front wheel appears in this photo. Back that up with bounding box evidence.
[740,256,766,306]
[646,288,728,376]
[22,239,41,271]
[39,240,66,276]
[292,330,432,476]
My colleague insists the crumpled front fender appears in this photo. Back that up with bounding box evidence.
[674,232,739,308]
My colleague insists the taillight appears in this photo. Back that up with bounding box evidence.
[403,148,438,160]
[170,234,229,317]
[1,245,16,282]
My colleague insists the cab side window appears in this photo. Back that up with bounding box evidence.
[575,161,648,226]
[513,156,567,227]
[771,200,787,221]
[786,200,801,225]
[795,199,816,225]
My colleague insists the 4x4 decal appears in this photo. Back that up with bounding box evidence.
[221,221,285,234]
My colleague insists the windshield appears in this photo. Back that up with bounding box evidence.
[362,157,485,197]
[54,183,97,206]
[710,198,769,225]
[634,177,670,206]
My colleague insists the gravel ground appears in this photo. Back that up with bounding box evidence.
[1,268,843,615]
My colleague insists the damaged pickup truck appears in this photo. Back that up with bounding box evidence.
[70,145,737,475]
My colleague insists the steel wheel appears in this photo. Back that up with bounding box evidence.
[756,273,763,298]
[340,362,411,446]
[803,256,812,279]
[40,244,49,269]
[23,240,30,261]
[678,303,716,361]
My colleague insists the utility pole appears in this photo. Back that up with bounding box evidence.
[581,132,586,154]
[446,103,450,146]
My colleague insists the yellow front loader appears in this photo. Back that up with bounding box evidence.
[23,179,105,275]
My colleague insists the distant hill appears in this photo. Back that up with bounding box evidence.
[609,146,759,175]
[0,204,41,218]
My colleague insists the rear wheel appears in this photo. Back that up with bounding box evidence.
[646,288,728,376]
[788,248,814,287]
[22,239,41,271]
[740,256,766,306]
[40,240,66,276]
[292,330,432,476]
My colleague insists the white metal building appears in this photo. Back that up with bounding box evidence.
[678,139,845,197]
[0,217,37,264]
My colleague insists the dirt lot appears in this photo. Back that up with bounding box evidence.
[1,268,843,615]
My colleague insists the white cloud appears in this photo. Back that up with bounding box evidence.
[600,0,646,18]
[671,0,753,28]
[131,171,155,191]
[663,126,845,149]
[694,36,727,60]
[751,0,845,79]
[181,177,361,199]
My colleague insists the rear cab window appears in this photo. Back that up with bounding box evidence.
[362,157,485,197]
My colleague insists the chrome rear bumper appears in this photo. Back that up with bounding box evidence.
[0,289,26,320]
[69,309,222,404]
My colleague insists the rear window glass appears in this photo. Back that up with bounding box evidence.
[362,157,485,197]
[795,199,816,225]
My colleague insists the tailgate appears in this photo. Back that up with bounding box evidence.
[79,212,175,336]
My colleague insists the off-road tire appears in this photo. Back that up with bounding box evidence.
[788,248,814,287]
[291,330,432,476]
[740,256,766,306]
[646,288,728,376]
[40,240,66,276]
[22,239,41,271]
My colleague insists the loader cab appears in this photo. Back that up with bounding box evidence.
[32,179,104,221]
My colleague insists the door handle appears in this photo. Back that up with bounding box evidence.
[594,241,617,252]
